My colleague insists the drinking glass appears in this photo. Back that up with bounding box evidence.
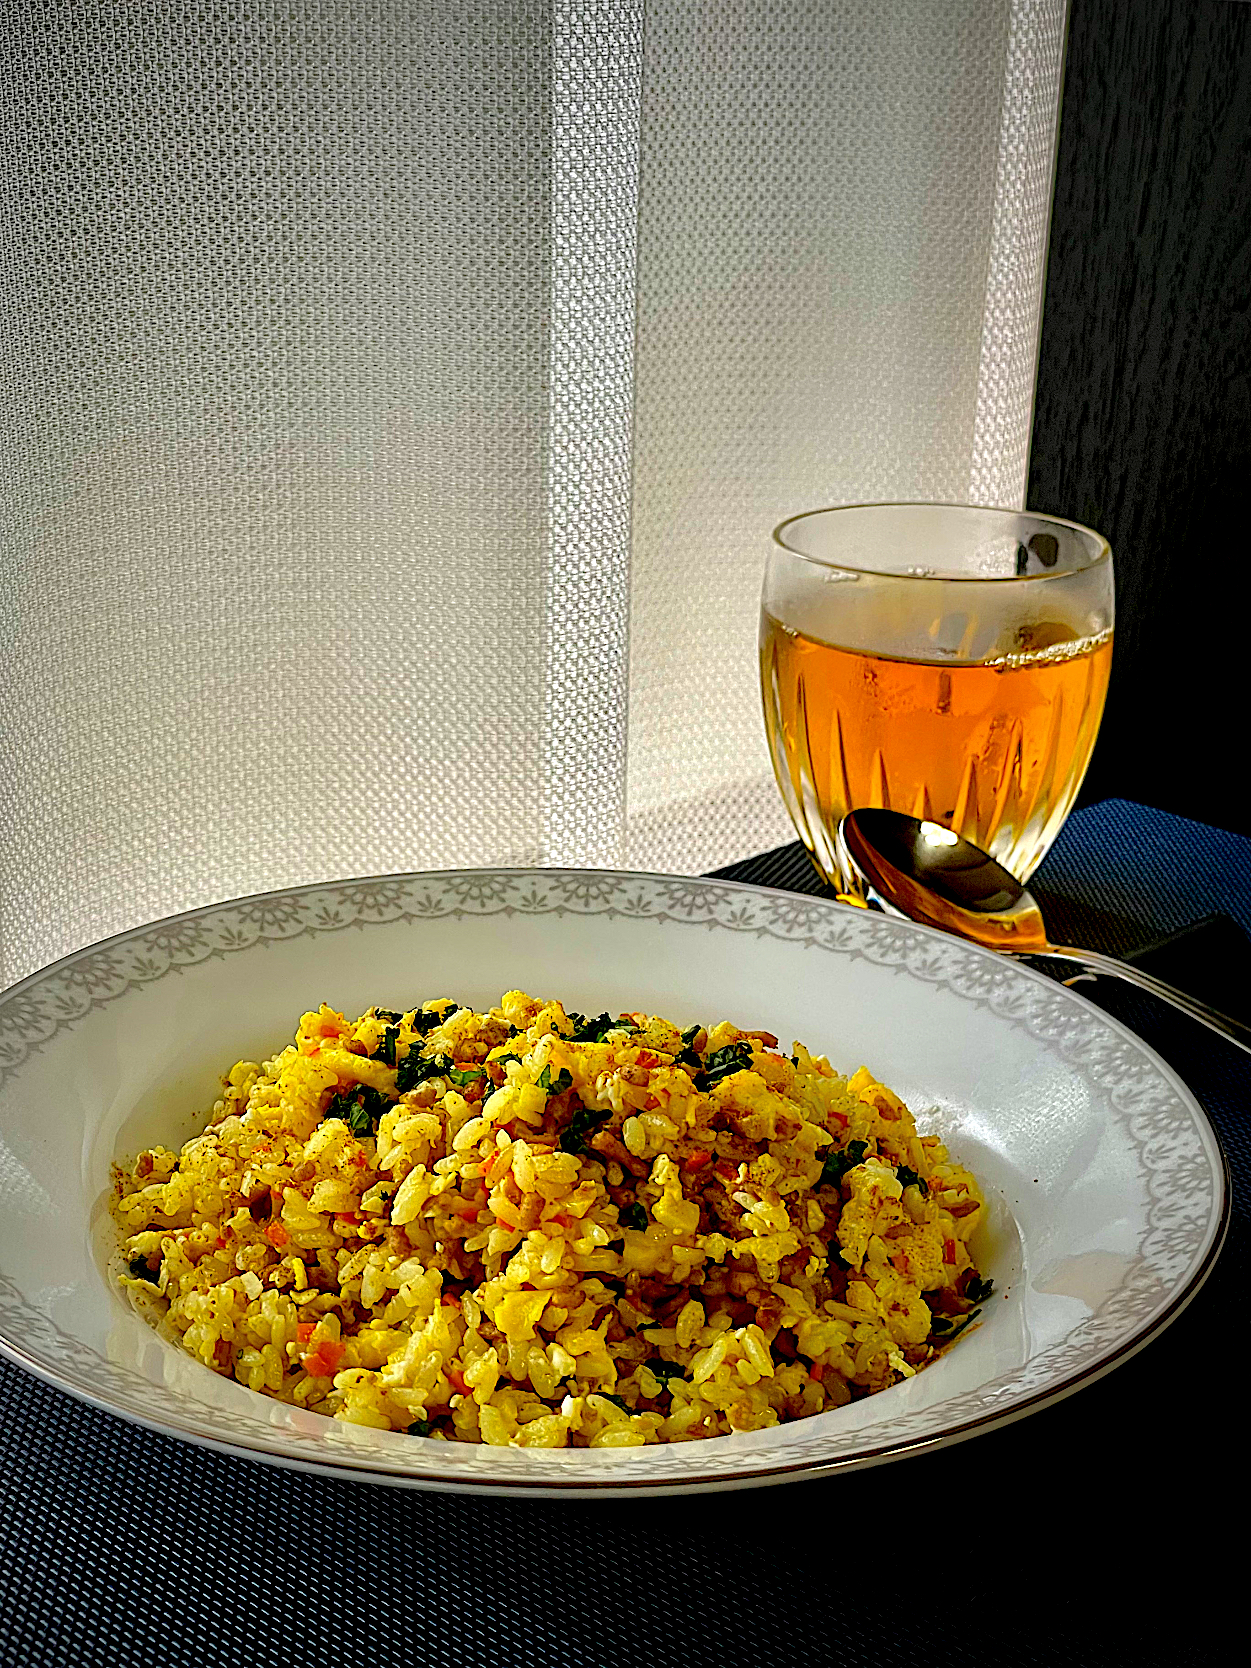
[760,503,1114,899]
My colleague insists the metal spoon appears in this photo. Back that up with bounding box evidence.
[839,807,1251,1056]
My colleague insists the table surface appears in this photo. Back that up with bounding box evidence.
[1,799,1242,1667]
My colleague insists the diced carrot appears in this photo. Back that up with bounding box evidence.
[297,1322,316,1342]
[304,1339,344,1378]
[264,1219,290,1249]
[943,1238,957,1264]
[445,1367,469,1397]
[808,1362,825,1382]
[829,1110,849,1128]
[215,1236,228,1250]
[714,1159,738,1181]
[635,1051,659,1070]
[548,1213,574,1230]
[682,1149,713,1172]
[335,1211,360,1225]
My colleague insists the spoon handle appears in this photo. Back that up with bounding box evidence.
[1040,944,1251,1056]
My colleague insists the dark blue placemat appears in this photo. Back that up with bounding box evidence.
[713,795,1251,943]
[2,800,1240,1667]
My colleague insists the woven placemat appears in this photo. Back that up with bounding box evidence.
[2,800,1239,1666]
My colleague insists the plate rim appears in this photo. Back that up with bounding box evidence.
[0,864,1231,1493]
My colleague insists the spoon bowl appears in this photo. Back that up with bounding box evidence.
[840,809,1049,951]
[839,808,1251,1056]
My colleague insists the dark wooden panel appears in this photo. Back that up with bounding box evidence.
[1028,0,1251,833]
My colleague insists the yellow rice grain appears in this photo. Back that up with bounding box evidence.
[114,989,991,1448]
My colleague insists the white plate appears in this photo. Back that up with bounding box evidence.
[0,869,1227,1495]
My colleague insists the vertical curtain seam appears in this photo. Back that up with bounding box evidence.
[543,1,644,867]
[969,0,1070,511]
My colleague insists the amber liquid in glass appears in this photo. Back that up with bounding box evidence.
[760,611,1113,895]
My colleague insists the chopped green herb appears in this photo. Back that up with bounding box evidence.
[964,1275,995,1305]
[327,1082,393,1137]
[695,1040,754,1089]
[127,1255,159,1284]
[644,1359,687,1384]
[406,1418,432,1437]
[409,1003,454,1036]
[619,1202,648,1231]
[448,1065,487,1088]
[931,1309,981,1342]
[819,1139,869,1189]
[536,1064,574,1096]
[395,1052,454,1094]
[374,1009,403,1025]
[558,1101,611,1155]
[895,1164,928,1196]
[491,1052,523,1075]
[373,1024,400,1067]
[675,1023,704,1070]
[566,1011,619,1043]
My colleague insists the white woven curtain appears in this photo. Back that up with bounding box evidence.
[0,0,1067,985]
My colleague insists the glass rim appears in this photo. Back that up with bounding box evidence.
[770,501,1113,584]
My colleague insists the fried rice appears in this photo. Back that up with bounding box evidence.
[115,990,992,1448]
